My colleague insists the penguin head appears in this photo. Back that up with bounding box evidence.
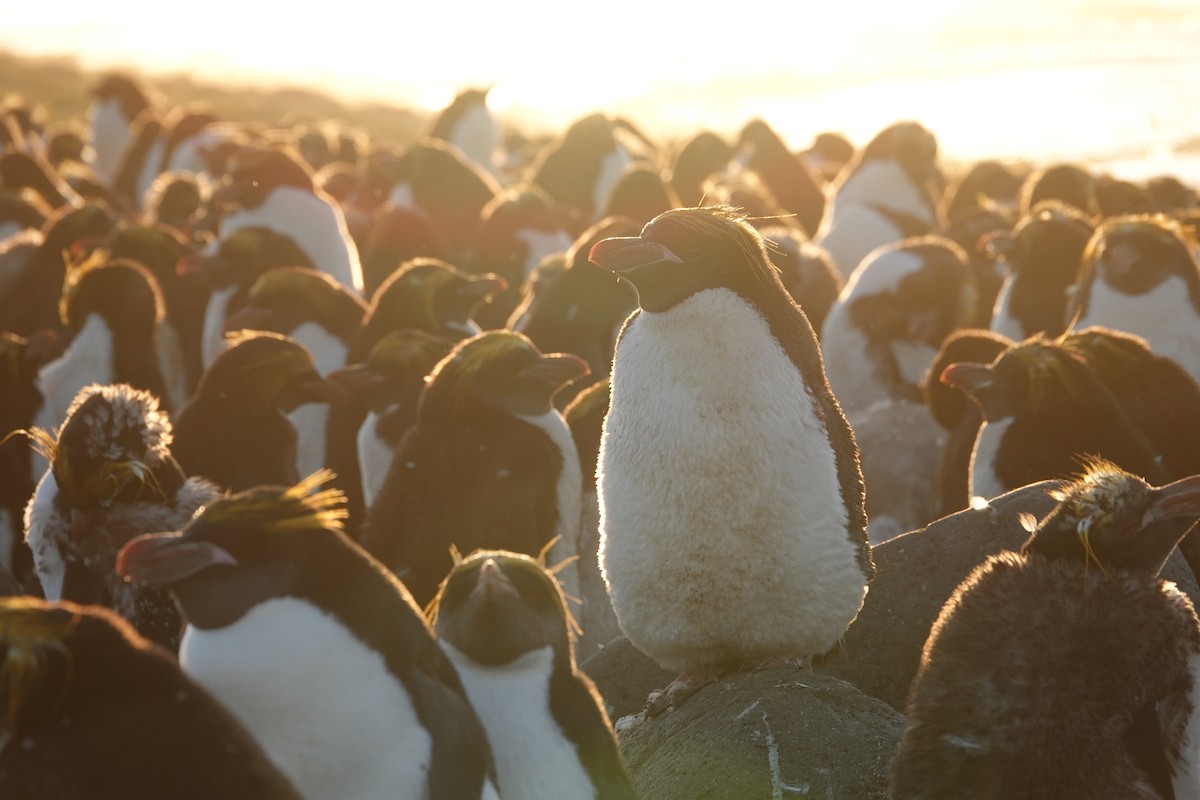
[990,201,1094,279]
[1021,462,1200,576]
[431,550,574,667]
[328,329,454,415]
[939,339,1095,424]
[179,227,313,290]
[143,171,207,233]
[0,597,84,749]
[60,254,165,336]
[366,259,506,341]
[922,328,1013,431]
[218,147,314,211]
[116,472,349,629]
[106,222,193,287]
[1019,162,1099,219]
[857,121,940,192]
[223,266,365,337]
[587,204,781,312]
[1078,214,1198,296]
[196,331,347,412]
[420,330,589,420]
[40,383,180,514]
[0,330,59,386]
[88,73,153,121]
[40,201,117,257]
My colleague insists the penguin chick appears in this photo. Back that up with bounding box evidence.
[362,330,589,607]
[891,464,1200,799]
[1069,214,1200,385]
[24,383,219,648]
[0,598,301,799]
[432,550,637,800]
[589,204,873,713]
[171,331,347,492]
[115,474,499,800]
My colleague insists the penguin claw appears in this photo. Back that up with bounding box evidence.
[643,669,722,717]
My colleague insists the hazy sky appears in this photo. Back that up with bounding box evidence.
[4,0,1199,163]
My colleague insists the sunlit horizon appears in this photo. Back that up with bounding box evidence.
[4,0,1200,169]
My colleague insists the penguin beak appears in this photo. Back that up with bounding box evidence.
[456,273,508,302]
[939,361,994,394]
[176,252,224,280]
[519,353,590,389]
[472,558,519,601]
[588,236,682,273]
[326,363,385,394]
[1142,475,1200,528]
[221,305,274,335]
[116,532,237,585]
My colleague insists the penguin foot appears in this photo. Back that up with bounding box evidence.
[643,669,723,717]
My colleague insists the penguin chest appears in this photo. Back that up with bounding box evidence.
[968,417,1013,501]
[1076,276,1200,383]
[180,598,433,800]
[23,470,69,600]
[201,285,239,368]
[87,99,130,182]
[358,409,396,509]
[600,289,864,666]
[286,321,346,477]
[33,315,114,481]
[444,644,595,800]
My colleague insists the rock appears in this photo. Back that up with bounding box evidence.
[582,636,672,721]
[615,668,904,800]
[821,480,1200,711]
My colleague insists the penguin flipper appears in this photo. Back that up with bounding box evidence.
[409,666,497,800]
[1127,700,1176,800]
[549,667,637,799]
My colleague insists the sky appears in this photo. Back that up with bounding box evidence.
[3,0,1200,165]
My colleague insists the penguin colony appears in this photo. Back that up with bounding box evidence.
[0,71,1199,798]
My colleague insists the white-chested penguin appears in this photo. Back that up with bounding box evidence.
[1069,214,1200,384]
[0,597,301,799]
[24,383,219,649]
[432,550,637,800]
[116,474,500,800]
[221,266,367,477]
[814,121,943,279]
[362,330,589,607]
[214,146,363,294]
[890,463,1200,799]
[85,73,154,185]
[589,204,873,712]
[820,235,974,418]
[427,87,502,176]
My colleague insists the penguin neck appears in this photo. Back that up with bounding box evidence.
[834,159,935,224]
[106,315,168,404]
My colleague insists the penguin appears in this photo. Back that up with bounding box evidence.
[1069,214,1200,384]
[509,216,640,385]
[820,235,975,418]
[356,203,450,298]
[362,330,589,608]
[112,105,220,213]
[528,113,637,232]
[940,159,1025,225]
[800,131,856,183]
[755,224,843,337]
[814,121,943,279]
[142,170,207,237]
[104,221,204,404]
[431,550,637,800]
[85,72,154,184]
[31,255,173,453]
[326,259,504,534]
[171,331,347,492]
[589,204,873,712]
[599,163,681,228]
[0,187,47,242]
[890,463,1200,800]
[427,87,501,176]
[734,118,826,236]
[940,338,1170,503]
[988,200,1094,341]
[0,329,58,589]
[23,383,219,647]
[0,597,302,799]
[221,266,367,477]
[1096,174,1159,218]
[1018,161,1100,219]
[562,376,623,660]
[668,130,734,207]
[0,200,116,339]
[1062,326,1200,481]
[182,226,315,368]
[0,149,83,210]
[328,329,453,509]
[923,328,1014,517]
[215,146,363,294]
[383,139,501,261]
[115,475,500,800]
[469,185,575,330]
